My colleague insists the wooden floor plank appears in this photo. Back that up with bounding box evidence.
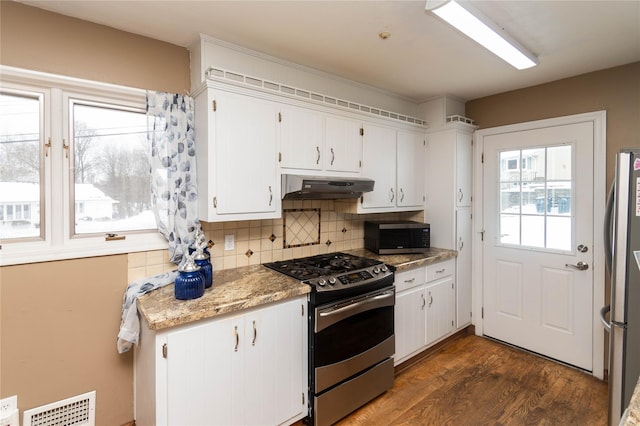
[335,335,607,426]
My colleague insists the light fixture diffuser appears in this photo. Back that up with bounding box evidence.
[425,0,538,70]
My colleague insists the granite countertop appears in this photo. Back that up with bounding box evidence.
[137,247,457,331]
[137,265,310,331]
[621,377,640,425]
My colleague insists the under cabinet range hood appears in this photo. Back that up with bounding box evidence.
[282,174,374,200]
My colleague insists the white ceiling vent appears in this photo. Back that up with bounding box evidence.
[23,391,96,426]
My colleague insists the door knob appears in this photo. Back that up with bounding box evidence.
[565,261,589,271]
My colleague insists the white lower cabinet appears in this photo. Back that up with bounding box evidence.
[394,260,455,365]
[135,297,308,426]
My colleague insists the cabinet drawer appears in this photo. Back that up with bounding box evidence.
[395,267,425,292]
[426,259,454,282]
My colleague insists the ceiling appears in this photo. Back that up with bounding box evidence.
[16,0,640,102]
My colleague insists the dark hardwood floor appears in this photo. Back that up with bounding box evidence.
[336,335,608,425]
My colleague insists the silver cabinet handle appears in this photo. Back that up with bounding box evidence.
[330,147,335,165]
[436,268,445,274]
[565,261,589,271]
[390,188,395,202]
[459,237,464,251]
[421,293,426,310]
[428,291,433,307]
[234,325,239,352]
[404,277,415,283]
[268,186,273,206]
[400,188,405,202]
[458,188,463,202]
[252,320,257,346]
[316,146,321,164]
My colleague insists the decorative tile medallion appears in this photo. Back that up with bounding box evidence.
[283,208,321,248]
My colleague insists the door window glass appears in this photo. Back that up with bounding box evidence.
[499,145,572,251]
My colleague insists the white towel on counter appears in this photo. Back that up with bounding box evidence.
[117,270,178,354]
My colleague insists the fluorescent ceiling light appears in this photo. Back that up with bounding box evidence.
[425,0,538,70]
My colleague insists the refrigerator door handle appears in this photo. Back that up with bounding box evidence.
[604,182,615,275]
[600,305,612,332]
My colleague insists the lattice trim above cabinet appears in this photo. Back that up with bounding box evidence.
[204,66,428,127]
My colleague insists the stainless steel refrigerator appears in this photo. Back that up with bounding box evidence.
[602,148,640,425]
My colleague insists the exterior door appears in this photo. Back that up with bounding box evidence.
[482,121,594,371]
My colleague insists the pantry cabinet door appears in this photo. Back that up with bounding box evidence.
[455,131,473,207]
[397,130,425,208]
[165,315,244,426]
[215,91,279,215]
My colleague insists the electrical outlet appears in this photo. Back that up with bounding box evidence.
[224,234,235,251]
[0,395,18,426]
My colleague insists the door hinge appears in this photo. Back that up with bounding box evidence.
[301,304,305,316]
[481,153,484,163]
[360,128,364,136]
[278,112,282,122]
[213,196,217,208]
[162,343,168,358]
[278,152,282,162]
[212,100,217,112]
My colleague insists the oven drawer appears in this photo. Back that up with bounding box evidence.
[395,267,425,292]
[314,357,394,426]
[426,259,454,282]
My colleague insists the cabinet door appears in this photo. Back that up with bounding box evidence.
[361,124,396,209]
[397,130,425,208]
[244,299,306,425]
[455,131,473,207]
[324,115,362,173]
[394,285,427,364]
[456,207,472,328]
[279,106,324,171]
[166,314,244,426]
[426,277,455,345]
[215,91,279,215]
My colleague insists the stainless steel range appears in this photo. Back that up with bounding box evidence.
[264,252,395,426]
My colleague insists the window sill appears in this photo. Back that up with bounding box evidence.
[0,232,167,266]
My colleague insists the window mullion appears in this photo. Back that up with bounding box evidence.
[50,88,67,245]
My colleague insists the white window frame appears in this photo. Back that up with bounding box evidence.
[0,66,166,266]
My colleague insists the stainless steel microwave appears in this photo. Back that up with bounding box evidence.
[364,220,430,254]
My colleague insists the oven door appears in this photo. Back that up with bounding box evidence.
[313,286,395,394]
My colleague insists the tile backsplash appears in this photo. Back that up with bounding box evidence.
[127,199,423,279]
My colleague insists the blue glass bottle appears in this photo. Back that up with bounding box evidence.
[175,254,205,300]
[194,252,213,289]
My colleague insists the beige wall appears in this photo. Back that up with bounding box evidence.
[0,2,189,425]
[466,62,640,187]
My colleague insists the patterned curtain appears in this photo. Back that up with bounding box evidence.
[148,91,199,263]
[117,91,199,354]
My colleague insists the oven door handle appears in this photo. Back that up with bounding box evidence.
[316,289,395,332]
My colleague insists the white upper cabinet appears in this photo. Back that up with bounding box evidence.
[278,105,324,171]
[361,124,397,210]
[195,87,281,222]
[358,125,425,213]
[278,107,362,175]
[455,131,473,207]
[397,130,426,208]
[324,114,363,174]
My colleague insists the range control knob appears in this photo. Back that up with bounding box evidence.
[317,278,326,287]
[380,265,388,272]
[372,266,380,274]
[328,277,337,285]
